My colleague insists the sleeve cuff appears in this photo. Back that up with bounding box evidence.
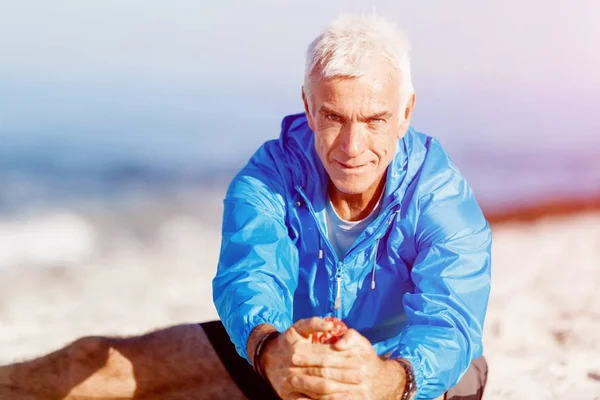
[391,351,426,399]
[237,314,293,362]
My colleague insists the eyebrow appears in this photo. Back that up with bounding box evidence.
[318,106,393,121]
[318,105,341,117]
[361,111,393,121]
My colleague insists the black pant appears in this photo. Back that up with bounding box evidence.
[202,320,488,400]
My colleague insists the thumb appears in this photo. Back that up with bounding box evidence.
[332,328,369,351]
[290,317,333,339]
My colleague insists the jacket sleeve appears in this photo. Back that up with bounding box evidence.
[391,154,492,399]
[212,143,299,362]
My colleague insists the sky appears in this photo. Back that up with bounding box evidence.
[0,0,599,173]
[1,1,599,85]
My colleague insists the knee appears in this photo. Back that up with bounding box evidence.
[473,356,489,388]
[67,336,111,364]
[446,356,489,400]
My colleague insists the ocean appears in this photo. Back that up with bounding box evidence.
[2,80,599,215]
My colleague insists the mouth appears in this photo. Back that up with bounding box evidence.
[334,160,369,172]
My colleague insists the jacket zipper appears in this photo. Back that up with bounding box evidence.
[295,186,340,264]
[295,186,400,315]
[295,187,343,314]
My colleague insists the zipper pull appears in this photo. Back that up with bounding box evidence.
[387,211,397,225]
[334,276,342,310]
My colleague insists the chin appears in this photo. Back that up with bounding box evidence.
[330,179,371,195]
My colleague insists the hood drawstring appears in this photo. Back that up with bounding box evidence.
[371,239,379,290]
[371,210,400,291]
[306,237,323,307]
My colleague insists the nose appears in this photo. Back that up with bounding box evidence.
[341,123,366,158]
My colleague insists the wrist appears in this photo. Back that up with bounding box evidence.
[255,331,280,380]
[383,359,407,399]
[392,358,417,400]
[246,324,278,367]
[246,324,280,380]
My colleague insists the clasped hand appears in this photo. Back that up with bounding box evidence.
[262,317,401,400]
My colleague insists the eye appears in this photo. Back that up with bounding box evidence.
[326,114,341,122]
[368,118,384,125]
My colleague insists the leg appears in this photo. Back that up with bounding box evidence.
[0,323,249,400]
[446,356,488,400]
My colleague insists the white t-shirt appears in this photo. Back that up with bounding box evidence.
[325,195,383,260]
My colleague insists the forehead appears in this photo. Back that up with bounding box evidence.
[310,63,400,109]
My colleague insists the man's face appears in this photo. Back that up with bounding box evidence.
[303,62,415,196]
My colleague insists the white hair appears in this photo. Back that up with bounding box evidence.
[304,13,414,108]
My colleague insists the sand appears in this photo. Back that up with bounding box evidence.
[0,204,599,399]
[484,212,600,398]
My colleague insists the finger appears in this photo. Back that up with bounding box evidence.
[290,374,355,395]
[288,393,312,400]
[303,366,364,384]
[332,329,371,351]
[293,317,334,338]
[292,351,362,368]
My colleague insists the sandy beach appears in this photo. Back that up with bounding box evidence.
[484,210,600,398]
[0,197,599,399]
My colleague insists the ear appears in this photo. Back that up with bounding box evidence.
[398,93,416,139]
[404,92,416,121]
[302,87,316,131]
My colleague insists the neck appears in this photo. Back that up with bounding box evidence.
[328,172,386,221]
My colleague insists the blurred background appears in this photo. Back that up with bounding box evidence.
[1,1,599,398]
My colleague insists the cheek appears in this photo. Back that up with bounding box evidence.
[315,129,338,157]
[372,135,396,163]
[314,133,333,164]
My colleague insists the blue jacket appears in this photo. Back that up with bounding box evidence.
[213,113,492,399]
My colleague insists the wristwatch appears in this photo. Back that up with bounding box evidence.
[395,358,417,400]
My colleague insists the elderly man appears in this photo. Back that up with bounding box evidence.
[0,13,490,400]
